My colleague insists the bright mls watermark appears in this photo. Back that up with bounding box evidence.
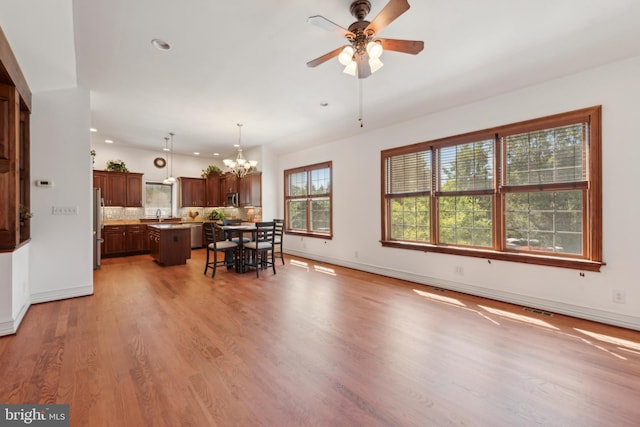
[0,405,69,426]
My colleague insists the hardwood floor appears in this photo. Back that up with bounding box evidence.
[1,250,639,426]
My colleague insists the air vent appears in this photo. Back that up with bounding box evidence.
[523,307,554,317]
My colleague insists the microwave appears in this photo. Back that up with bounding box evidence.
[226,192,238,207]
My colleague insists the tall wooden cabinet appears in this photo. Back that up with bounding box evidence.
[0,83,30,251]
[205,174,220,207]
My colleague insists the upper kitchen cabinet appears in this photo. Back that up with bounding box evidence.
[205,174,221,207]
[220,173,238,194]
[179,177,206,207]
[93,171,143,207]
[239,172,262,207]
[126,173,143,207]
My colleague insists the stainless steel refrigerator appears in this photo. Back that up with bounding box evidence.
[93,188,104,269]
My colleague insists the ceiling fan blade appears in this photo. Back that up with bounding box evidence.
[365,0,410,36]
[356,55,371,79]
[377,38,424,55]
[306,46,345,68]
[308,15,355,39]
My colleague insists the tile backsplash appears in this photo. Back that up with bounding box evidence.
[103,206,262,221]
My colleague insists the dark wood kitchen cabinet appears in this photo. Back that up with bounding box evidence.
[205,174,221,207]
[179,177,206,207]
[93,171,143,207]
[102,224,149,257]
[102,225,127,256]
[239,172,262,207]
[148,224,191,266]
[126,174,143,207]
[220,173,238,194]
[126,224,147,252]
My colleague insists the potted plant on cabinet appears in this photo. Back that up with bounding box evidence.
[201,164,223,178]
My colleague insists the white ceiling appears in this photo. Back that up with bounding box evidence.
[3,0,640,159]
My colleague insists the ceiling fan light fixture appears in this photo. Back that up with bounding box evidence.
[369,57,384,73]
[338,46,355,66]
[343,61,357,76]
[366,40,383,59]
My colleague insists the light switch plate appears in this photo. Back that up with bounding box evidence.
[52,206,79,215]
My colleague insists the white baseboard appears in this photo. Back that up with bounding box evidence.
[0,286,93,336]
[286,250,640,331]
[30,286,93,305]
[0,300,30,336]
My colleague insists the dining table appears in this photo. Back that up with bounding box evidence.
[219,224,257,273]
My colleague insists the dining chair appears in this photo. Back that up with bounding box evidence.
[204,222,238,278]
[243,221,276,277]
[273,218,285,265]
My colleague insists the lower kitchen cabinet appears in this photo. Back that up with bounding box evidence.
[103,224,149,257]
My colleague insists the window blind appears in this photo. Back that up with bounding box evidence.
[386,150,431,194]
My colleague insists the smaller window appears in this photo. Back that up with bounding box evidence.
[144,182,172,217]
[284,162,332,238]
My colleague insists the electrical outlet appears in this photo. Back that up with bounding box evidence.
[52,206,79,215]
[455,266,464,276]
[612,289,626,304]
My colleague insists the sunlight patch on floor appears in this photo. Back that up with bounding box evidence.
[289,259,309,271]
[313,265,336,276]
[413,289,466,307]
[574,328,640,352]
[479,305,559,330]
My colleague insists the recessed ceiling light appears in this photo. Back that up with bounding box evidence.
[233,144,240,148]
[163,148,170,152]
[90,128,97,132]
[193,152,200,156]
[151,38,171,51]
[105,139,113,144]
[213,153,219,156]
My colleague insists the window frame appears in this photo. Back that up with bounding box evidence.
[144,181,173,218]
[284,161,333,239]
[380,106,602,271]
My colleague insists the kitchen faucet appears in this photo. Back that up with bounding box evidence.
[156,209,162,222]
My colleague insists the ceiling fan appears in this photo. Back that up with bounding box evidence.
[306,0,424,79]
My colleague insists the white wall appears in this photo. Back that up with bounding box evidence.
[29,87,93,303]
[91,143,219,181]
[276,55,640,330]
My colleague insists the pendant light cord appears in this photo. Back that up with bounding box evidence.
[358,79,364,128]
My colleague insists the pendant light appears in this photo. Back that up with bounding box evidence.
[162,136,171,184]
[166,132,176,183]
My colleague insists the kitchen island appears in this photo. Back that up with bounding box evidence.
[148,224,191,266]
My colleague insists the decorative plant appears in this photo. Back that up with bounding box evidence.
[106,159,129,172]
[207,209,225,221]
[201,164,223,178]
[20,205,33,223]
[90,149,96,166]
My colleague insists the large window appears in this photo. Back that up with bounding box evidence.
[381,106,602,271]
[285,161,332,238]
[144,182,173,218]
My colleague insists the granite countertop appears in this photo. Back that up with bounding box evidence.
[103,218,256,226]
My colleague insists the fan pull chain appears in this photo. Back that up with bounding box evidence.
[358,79,364,128]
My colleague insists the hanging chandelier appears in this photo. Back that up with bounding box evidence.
[223,123,257,178]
